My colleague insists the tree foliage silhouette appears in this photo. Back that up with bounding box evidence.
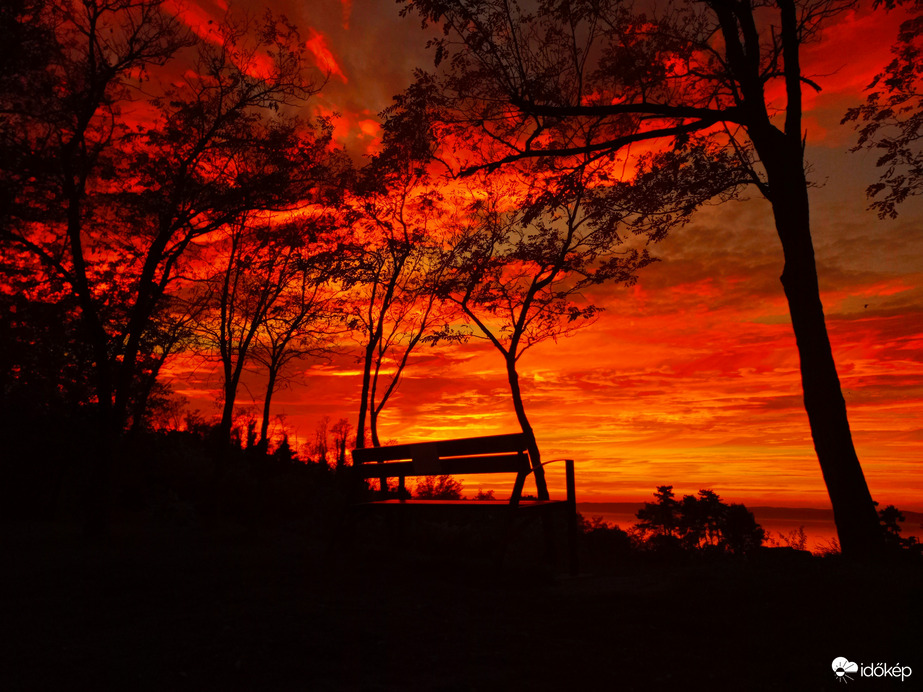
[249,236,345,453]
[415,474,464,500]
[0,0,339,532]
[191,217,342,450]
[635,486,680,538]
[877,503,923,554]
[635,485,764,555]
[345,161,458,448]
[843,0,923,218]
[395,0,884,556]
[439,164,655,496]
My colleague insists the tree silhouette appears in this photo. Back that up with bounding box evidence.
[0,287,96,416]
[330,417,352,470]
[1,0,190,440]
[635,485,764,555]
[415,474,464,500]
[126,293,202,434]
[635,485,680,538]
[191,217,342,451]
[249,237,344,453]
[345,163,457,448]
[676,489,726,549]
[440,164,654,497]
[720,503,766,556]
[312,416,331,466]
[877,503,922,554]
[195,219,293,449]
[395,0,884,556]
[0,0,336,532]
[843,0,922,218]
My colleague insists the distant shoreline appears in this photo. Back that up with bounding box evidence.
[578,502,923,521]
[577,502,923,549]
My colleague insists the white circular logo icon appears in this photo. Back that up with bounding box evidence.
[832,657,858,683]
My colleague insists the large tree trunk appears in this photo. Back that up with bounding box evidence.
[757,136,883,557]
[505,355,548,500]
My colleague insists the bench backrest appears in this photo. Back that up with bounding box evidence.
[351,433,537,502]
[352,432,533,478]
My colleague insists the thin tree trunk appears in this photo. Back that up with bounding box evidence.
[370,406,382,447]
[505,355,548,500]
[259,365,278,454]
[219,380,238,449]
[218,339,250,450]
[357,268,402,451]
[356,342,375,449]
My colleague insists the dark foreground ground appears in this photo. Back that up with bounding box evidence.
[4,518,921,691]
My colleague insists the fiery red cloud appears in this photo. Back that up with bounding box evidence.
[306,27,348,83]
[161,1,923,512]
[162,0,225,43]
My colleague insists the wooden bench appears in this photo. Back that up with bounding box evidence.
[351,432,578,575]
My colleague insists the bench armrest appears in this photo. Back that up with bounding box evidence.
[537,458,576,506]
[540,457,573,466]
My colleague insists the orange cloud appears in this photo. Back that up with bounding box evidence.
[312,102,382,156]
[162,0,282,81]
[306,28,348,83]
[156,0,923,514]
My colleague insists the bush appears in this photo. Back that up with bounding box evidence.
[878,504,923,557]
[414,475,464,500]
[634,486,764,556]
[579,515,634,567]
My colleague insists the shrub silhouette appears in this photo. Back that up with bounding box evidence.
[634,485,679,538]
[635,486,764,556]
[878,504,923,556]
[414,475,464,500]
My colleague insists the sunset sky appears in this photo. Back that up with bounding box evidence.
[163,0,923,511]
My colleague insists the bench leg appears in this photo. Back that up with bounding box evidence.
[566,459,578,576]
